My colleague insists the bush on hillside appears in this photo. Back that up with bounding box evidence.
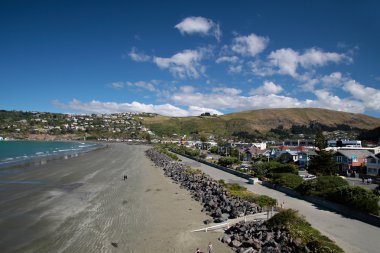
[296,176,348,197]
[270,173,303,189]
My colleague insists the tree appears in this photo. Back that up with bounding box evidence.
[314,130,327,151]
[307,150,337,176]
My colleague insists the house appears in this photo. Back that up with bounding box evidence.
[333,149,373,174]
[366,154,380,176]
[298,150,318,169]
[328,139,362,148]
[275,150,299,163]
[238,146,266,161]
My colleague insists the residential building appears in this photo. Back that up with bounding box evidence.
[366,154,380,176]
[333,149,373,174]
[298,150,318,169]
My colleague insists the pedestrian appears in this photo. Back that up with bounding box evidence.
[208,242,213,253]
[362,176,365,183]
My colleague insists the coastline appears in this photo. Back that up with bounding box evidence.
[0,140,105,169]
[0,143,232,253]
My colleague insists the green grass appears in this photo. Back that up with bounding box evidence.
[222,183,277,207]
[153,145,181,161]
[266,209,344,253]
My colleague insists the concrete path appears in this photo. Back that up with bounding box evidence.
[178,154,380,253]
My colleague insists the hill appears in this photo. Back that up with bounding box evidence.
[142,108,380,137]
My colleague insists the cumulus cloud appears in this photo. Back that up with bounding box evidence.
[128,47,151,62]
[52,99,222,117]
[268,48,350,78]
[343,80,380,110]
[175,16,221,41]
[231,33,269,57]
[170,85,371,114]
[310,89,365,113]
[320,72,344,88]
[250,81,283,95]
[153,49,206,79]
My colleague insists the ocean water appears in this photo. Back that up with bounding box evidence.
[0,140,100,167]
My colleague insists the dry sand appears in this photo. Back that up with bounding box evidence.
[0,143,232,253]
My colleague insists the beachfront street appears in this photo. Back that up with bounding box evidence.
[176,154,380,253]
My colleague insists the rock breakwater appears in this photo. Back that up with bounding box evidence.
[145,149,261,223]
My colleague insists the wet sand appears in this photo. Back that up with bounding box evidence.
[0,144,232,253]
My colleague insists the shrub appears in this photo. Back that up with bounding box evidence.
[272,163,298,174]
[296,176,348,197]
[266,209,303,229]
[329,186,380,215]
[271,173,303,189]
[266,209,344,253]
[218,156,240,167]
[255,161,298,176]
[223,183,277,207]
[253,195,277,207]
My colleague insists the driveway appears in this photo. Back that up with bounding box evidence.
[178,154,380,253]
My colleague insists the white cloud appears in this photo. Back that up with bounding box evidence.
[180,85,196,93]
[109,81,156,92]
[299,48,349,68]
[343,80,380,110]
[320,72,343,87]
[153,49,205,79]
[110,82,125,89]
[310,89,365,113]
[228,65,243,73]
[175,16,221,41]
[216,56,239,64]
[231,33,269,57]
[268,48,300,77]
[128,47,151,62]
[212,87,242,96]
[267,48,350,78]
[170,85,370,114]
[250,81,283,95]
[52,99,222,117]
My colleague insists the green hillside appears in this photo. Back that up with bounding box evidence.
[142,108,380,137]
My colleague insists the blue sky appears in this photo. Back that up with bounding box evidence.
[1,0,380,117]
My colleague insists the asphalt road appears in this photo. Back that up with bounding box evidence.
[177,154,380,253]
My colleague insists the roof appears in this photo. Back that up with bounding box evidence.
[335,149,373,158]
[299,150,318,156]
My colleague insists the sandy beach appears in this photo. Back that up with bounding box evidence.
[0,143,232,253]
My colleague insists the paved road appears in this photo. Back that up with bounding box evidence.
[178,154,380,253]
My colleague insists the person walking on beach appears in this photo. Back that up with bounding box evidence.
[208,242,213,253]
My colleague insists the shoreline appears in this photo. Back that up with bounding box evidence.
[0,143,232,253]
[0,140,105,170]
